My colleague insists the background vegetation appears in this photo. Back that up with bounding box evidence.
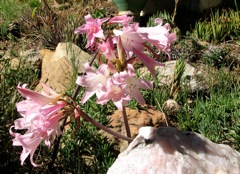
[1,0,240,173]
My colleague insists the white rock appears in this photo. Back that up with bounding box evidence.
[107,127,240,174]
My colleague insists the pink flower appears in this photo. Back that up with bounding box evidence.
[10,112,63,167]
[89,64,153,110]
[97,78,131,110]
[112,64,153,106]
[74,14,109,48]
[10,84,66,166]
[113,23,147,56]
[133,48,164,77]
[76,63,110,104]
[97,38,116,62]
[137,18,177,57]
[108,14,133,25]
[17,83,62,105]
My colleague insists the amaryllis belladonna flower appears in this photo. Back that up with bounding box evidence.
[10,84,66,166]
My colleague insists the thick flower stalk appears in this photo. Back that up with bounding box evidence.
[9,84,67,166]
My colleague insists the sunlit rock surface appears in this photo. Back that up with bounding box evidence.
[35,42,90,93]
[107,127,240,174]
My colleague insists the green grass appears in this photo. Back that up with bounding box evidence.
[191,8,240,43]
[178,68,240,149]
[0,51,40,173]
[0,0,29,38]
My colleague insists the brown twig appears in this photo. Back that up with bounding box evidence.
[42,0,56,16]
[172,0,179,25]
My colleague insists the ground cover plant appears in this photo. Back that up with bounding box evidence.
[1,0,240,173]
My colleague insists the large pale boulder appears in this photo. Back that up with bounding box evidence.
[35,43,91,93]
[108,126,240,174]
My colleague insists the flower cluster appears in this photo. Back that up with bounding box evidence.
[10,14,177,167]
[9,84,67,166]
[74,14,177,110]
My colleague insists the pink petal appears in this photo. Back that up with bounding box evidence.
[17,84,59,105]
[108,15,133,25]
[81,90,96,104]
[40,101,66,119]
[133,48,164,77]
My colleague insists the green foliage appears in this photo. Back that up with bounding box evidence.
[0,52,40,173]
[58,121,117,174]
[191,9,240,43]
[147,10,173,27]
[178,68,240,149]
[210,10,227,42]
[92,8,107,19]
[29,0,41,18]
[192,19,212,42]
[170,58,186,99]
[0,0,28,38]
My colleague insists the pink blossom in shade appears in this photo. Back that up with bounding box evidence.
[76,63,110,104]
[97,38,116,62]
[74,14,109,48]
[108,14,133,25]
[9,129,43,167]
[10,112,63,167]
[133,48,164,77]
[10,84,67,166]
[16,84,66,124]
[112,64,153,106]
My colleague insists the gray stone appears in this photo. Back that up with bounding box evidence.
[20,49,42,70]
[139,60,202,91]
[108,126,240,174]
